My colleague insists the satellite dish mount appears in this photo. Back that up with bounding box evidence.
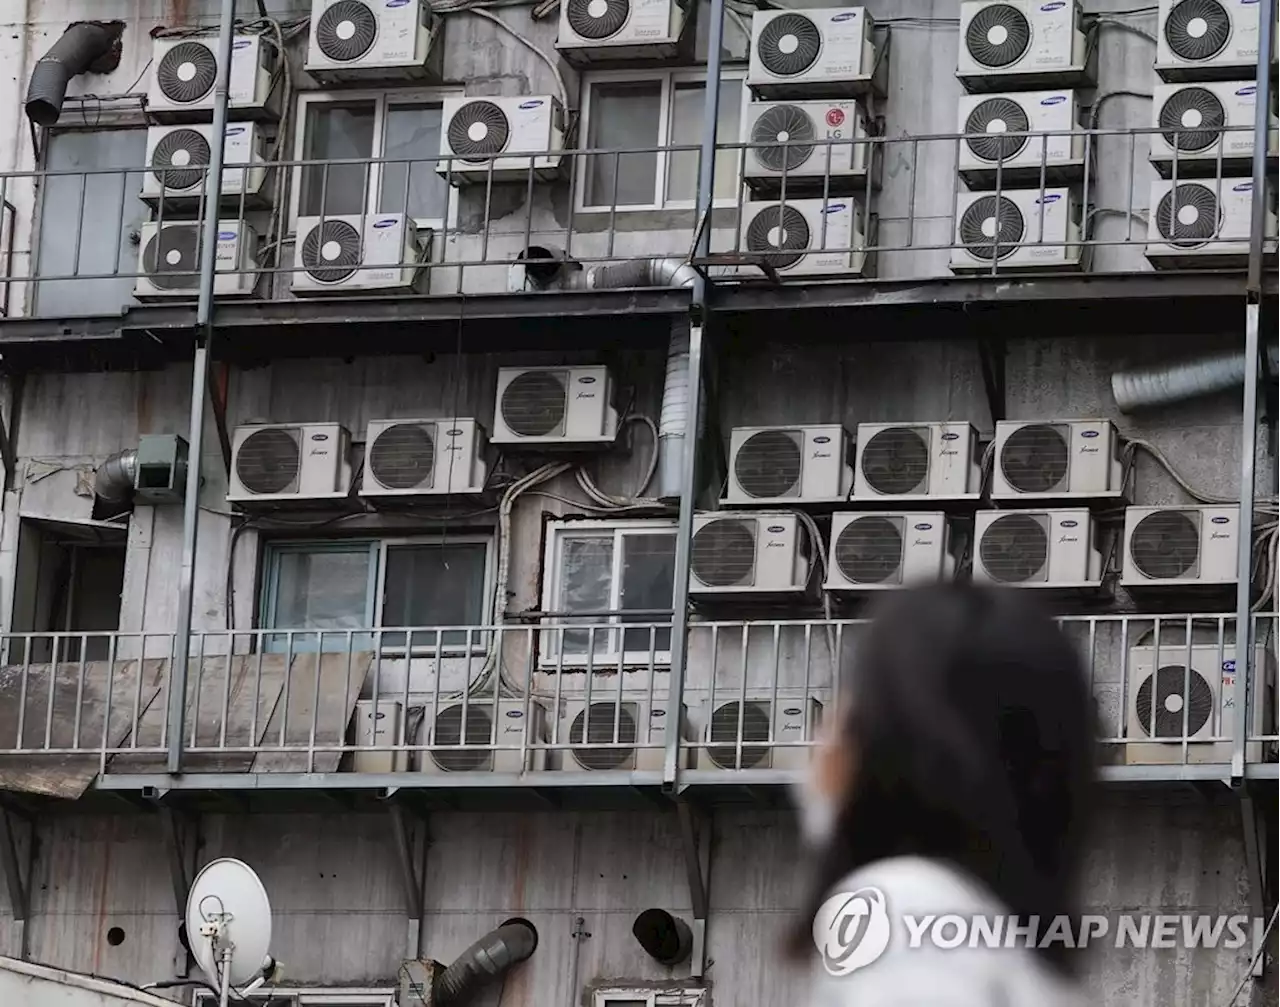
[184,858,276,1007]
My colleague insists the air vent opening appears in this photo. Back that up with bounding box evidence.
[1130,510,1200,580]
[236,427,301,495]
[734,429,803,498]
[980,513,1048,583]
[570,702,637,770]
[707,701,771,768]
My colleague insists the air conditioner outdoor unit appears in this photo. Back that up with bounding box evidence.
[1150,82,1277,177]
[825,512,954,591]
[134,220,259,301]
[991,419,1124,500]
[697,695,823,770]
[353,699,407,773]
[360,418,488,497]
[957,0,1089,88]
[742,100,872,192]
[437,96,565,185]
[305,0,441,82]
[746,8,878,100]
[725,424,852,504]
[689,513,809,595]
[422,699,548,773]
[740,198,869,276]
[972,508,1103,587]
[1121,505,1239,588]
[956,90,1084,183]
[852,422,981,500]
[1144,179,1276,268]
[561,699,688,771]
[227,422,352,503]
[146,33,275,121]
[491,365,618,446]
[949,188,1083,272]
[141,123,268,205]
[1125,642,1274,764]
[291,213,424,295]
[1156,0,1267,82]
[556,0,688,64]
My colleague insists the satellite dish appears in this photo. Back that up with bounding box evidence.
[184,858,274,991]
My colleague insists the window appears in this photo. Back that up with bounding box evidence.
[195,992,394,1007]
[291,89,462,233]
[261,536,493,652]
[578,69,745,211]
[542,520,677,666]
[593,989,708,1007]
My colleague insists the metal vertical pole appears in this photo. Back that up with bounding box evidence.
[168,0,237,774]
[663,0,726,788]
[1231,0,1274,780]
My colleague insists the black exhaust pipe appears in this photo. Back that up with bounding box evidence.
[433,918,538,1006]
[25,20,125,127]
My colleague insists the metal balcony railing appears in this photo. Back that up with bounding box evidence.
[2,122,1273,318]
[0,613,1273,784]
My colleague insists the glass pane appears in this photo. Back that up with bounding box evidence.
[270,547,373,630]
[585,81,662,207]
[379,103,451,222]
[666,79,743,203]
[556,536,615,656]
[619,533,675,655]
[381,543,487,648]
[300,102,376,217]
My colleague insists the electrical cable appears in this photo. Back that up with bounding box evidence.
[464,7,570,111]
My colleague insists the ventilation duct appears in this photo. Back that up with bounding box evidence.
[432,918,538,1007]
[93,449,137,506]
[25,21,125,127]
[581,257,699,290]
[632,908,694,965]
[1111,345,1280,413]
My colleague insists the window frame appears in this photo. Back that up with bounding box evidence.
[259,534,495,655]
[289,87,464,237]
[195,990,394,1007]
[540,518,678,668]
[592,989,708,1007]
[575,67,747,213]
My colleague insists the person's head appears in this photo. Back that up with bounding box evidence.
[789,582,1097,975]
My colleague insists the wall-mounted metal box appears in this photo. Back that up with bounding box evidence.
[133,434,188,504]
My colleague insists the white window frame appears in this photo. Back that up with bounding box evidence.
[260,533,495,656]
[541,518,678,668]
[575,67,747,213]
[593,989,708,1007]
[290,87,464,236]
[195,991,394,1007]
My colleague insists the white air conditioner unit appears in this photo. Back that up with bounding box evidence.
[291,213,423,295]
[852,422,980,500]
[689,513,810,595]
[991,419,1123,500]
[141,123,268,204]
[1121,505,1239,588]
[957,1,1089,87]
[556,0,688,64]
[1144,178,1276,268]
[740,198,868,276]
[561,699,688,771]
[825,512,954,591]
[360,418,488,497]
[725,424,852,504]
[306,0,441,82]
[950,188,1082,272]
[146,34,275,120]
[437,96,565,185]
[1125,642,1274,764]
[972,508,1103,587]
[956,90,1083,180]
[353,699,407,773]
[227,423,352,503]
[491,365,618,446]
[742,100,872,190]
[422,699,547,773]
[1156,0,1265,81]
[746,7,878,99]
[697,695,823,770]
[1150,82,1277,176]
[134,220,259,301]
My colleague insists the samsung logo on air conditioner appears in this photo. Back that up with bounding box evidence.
[1211,515,1231,525]
[519,100,545,110]
[1080,429,1099,438]
[1040,95,1067,106]
[225,126,245,136]
[218,231,237,240]
[1233,182,1253,192]
[388,0,411,6]
[505,709,523,718]
[1036,193,1061,204]
[373,218,399,229]
[914,522,933,532]
[233,39,251,49]
[1059,519,1079,528]
[823,203,848,214]
[812,435,831,444]
[940,431,959,441]
[1240,0,1258,5]
[766,524,786,534]
[1237,85,1257,96]
[1040,1,1066,9]
[830,11,858,21]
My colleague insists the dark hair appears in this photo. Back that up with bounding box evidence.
[788,583,1097,976]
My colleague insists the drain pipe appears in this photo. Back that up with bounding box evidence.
[662,0,724,827]
[168,0,237,775]
[1111,345,1280,413]
[433,919,538,1006]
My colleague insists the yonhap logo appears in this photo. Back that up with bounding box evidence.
[813,887,892,976]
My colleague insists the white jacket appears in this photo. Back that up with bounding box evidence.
[806,856,1088,1007]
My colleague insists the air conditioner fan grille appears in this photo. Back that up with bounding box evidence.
[964,96,1031,163]
[236,427,301,495]
[835,516,902,585]
[316,0,379,62]
[1163,0,1232,63]
[1159,86,1227,152]
[302,219,362,283]
[1156,183,1219,247]
[151,129,212,191]
[707,701,772,769]
[960,195,1025,261]
[157,41,219,104]
[734,429,803,498]
[143,224,203,291]
[756,13,823,77]
[746,203,811,270]
[369,423,435,490]
[431,705,493,772]
[447,101,511,162]
[860,427,930,495]
[965,4,1032,68]
[1130,510,1200,580]
[566,0,631,40]
[1134,665,1214,738]
[691,520,756,587]
[571,703,637,770]
[751,105,817,173]
[979,513,1048,583]
[500,371,568,437]
[999,423,1069,494]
